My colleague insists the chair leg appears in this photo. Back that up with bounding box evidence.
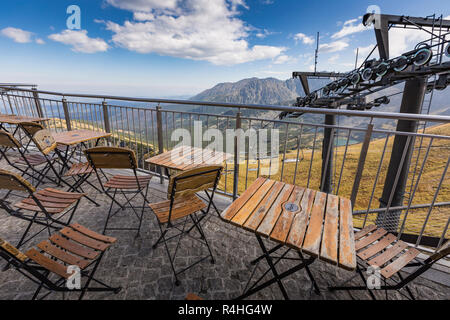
[190,213,214,264]
[255,234,289,300]
[103,189,117,234]
[158,224,180,286]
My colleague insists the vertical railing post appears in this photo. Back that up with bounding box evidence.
[31,88,44,118]
[62,98,72,131]
[102,101,111,133]
[233,111,242,200]
[156,104,164,183]
[102,101,111,145]
[350,123,373,207]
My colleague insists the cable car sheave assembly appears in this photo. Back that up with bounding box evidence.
[281,13,450,119]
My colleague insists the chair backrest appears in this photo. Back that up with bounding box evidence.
[168,165,223,199]
[0,130,22,149]
[0,169,36,193]
[19,122,45,137]
[32,129,57,155]
[84,146,138,169]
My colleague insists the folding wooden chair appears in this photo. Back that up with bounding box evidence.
[84,146,153,236]
[17,121,46,152]
[328,224,450,300]
[0,130,58,187]
[0,223,121,300]
[0,169,85,271]
[29,129,100,206]
[149,165,223,285]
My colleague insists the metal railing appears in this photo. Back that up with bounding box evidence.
[0,85,449,252]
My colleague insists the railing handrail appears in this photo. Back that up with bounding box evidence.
[1,85,450,123]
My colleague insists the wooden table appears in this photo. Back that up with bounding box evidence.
[53,129,111,146]
[146,146,231,215]
[145,145,232,173]
[52,129,111,176]
[0,114,49,125]
[221,177,356,299]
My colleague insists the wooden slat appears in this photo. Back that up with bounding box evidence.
[286,188,316,250]
[221,177,266,220]
[357,233,396,260]
[338,197,356,270]
[302,192,327,257]
[37,241,90,269]
[33,193,75,204]
[256,184,295,237]
[49,234,99,260]
[355,228,387,251]
[14,202,63,214]
[231,179,276,226]
[319,194,339,264]
[22,198,71,209]
[270,186,305,243]
[368,241,408,267]
[38,188,84,200]
[25,248,70,279]
[243,181,285,231]
[381,248,420,278]
[60,228,110,251]
[70,223,116,244]
[354,224,377,240]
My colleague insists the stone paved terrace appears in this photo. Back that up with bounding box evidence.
[0,159,448,300]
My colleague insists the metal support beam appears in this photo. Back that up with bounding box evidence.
[377,76,428,231]
[31,88,44,118]
[320,114,335,193]
[233,111,242,200]
[156,105,164,184]
[102,101,111,134]
[62,98,72,131]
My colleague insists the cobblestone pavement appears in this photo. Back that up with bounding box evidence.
[0,162,448,300]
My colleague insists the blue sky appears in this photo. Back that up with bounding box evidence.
[1,0,449,97]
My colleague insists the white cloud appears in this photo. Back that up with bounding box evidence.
[48,30,109,53]
[105,0,285,65]
[328,54,339,63]
[331,17,368,39]
[106,0,178,12]
[133,12,155,21]
[294,33,315,45]
[273,54,291,64]
[35,38,45,45]
[319,40,348,53]
[1,27,33,43]
[354,44,378,65]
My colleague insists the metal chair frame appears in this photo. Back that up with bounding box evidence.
[0,234,121,300]
[0,170,84,269]
[0,130,58,188]
[328,239,449,300]
[84,147,152,237]
[150,166,222,286]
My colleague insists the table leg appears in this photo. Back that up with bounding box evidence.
[255,234,289,299]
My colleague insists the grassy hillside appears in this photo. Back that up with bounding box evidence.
[218,123,450,239]
[48,117,449,240]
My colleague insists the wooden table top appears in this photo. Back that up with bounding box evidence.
[145,146,232,171]
[0,114,49,124]
[221,177,356,271]
[53,129,111,146]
